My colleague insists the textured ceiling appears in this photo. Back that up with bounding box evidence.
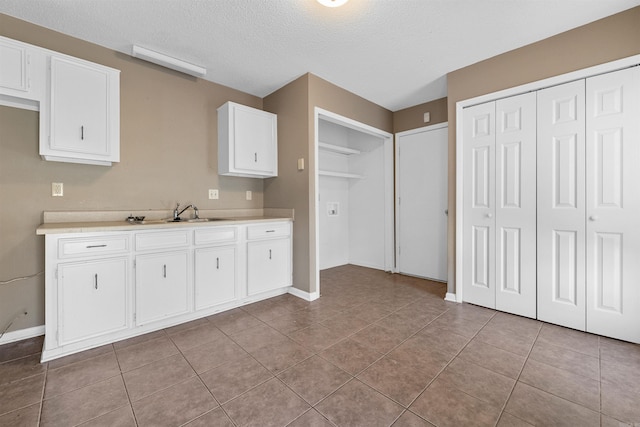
[1,0,639,111]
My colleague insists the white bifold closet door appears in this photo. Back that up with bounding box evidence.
[538,67,640,342]
[462,92,537,318]
[537,80,587,330]
[585,67,640,343]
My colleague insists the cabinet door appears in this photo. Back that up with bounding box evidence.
[462,101,496,309]
[585,67,640,343]
[49,56,112,157]
[58,258,128,345]
[233,105,277,175]
[0,37,29,93]
[194,246,236,310]
[495,93,537,319]
[247,238,291,296]
[135,251,189,325]
[537,80,586,331]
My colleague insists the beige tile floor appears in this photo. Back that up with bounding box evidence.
[1,264,639,426]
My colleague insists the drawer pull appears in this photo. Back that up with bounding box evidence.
[94,273,98,289]
[163,264,167,278]
[266,230,275,233]
[86,244,108,249]
[269,249,272,260]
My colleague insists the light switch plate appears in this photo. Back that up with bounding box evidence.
[246,190,252,201]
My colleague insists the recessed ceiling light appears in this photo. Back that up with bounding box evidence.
[317,0,349,7]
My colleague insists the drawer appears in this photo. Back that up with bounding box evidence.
[58,235,129,258]
[135,230,189,251]
[194,227,237,246]
[246,222,291,240]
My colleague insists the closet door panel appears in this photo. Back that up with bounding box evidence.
[537,80,586,331]
[586,66,640,343]
[495,92,537,318]
[463,102,496,308]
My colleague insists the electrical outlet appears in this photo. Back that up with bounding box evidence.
[246,190,252,201]
[52,182,63,197]
[208,189,219,200]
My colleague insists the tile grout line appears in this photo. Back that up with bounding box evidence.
[35,357,48,427]
[493,321,543,427]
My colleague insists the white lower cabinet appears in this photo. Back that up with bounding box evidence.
[247,222,292,296]
[58,257,128,345]
[41,219,293,361]
[195,246,237,310]
[135,250,189,325]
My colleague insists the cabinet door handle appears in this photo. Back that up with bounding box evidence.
[94,273,98,289]
[81,125,84,140]
[163,264,167,278]
[269,249,272,260]
[254,152,257,162]
[216,257,219,269]
[86,244,107,249]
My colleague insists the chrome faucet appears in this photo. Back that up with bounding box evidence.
[173,203,193,220]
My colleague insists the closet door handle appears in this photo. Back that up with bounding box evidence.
[589,215,598,221]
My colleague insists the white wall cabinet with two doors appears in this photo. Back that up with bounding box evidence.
[460,63,640,343]
[218,101,278,178]
[0,36,120,166]
[40,220,292,361]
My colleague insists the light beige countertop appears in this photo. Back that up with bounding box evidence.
[36,209,294,235]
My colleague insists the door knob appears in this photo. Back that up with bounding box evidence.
[486,213,493,219]
[589,215,598,221]
[444,209,448,216]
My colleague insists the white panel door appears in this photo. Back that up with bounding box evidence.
[537,80,586,331]
[463,102,496,308]
[586,67,640,343]
[396,124,448,281]
[495,93,537,318]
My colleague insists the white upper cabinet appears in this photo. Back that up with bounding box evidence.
[43,54,120,166]
[0,37,30,94]
[0,36,120,166]
[218,101,277,178]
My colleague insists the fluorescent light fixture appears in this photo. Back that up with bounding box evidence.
[317,0,349,7]
[131,45,206,77]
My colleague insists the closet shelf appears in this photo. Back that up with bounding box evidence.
[318,142,361,155]
[319,170,364,179]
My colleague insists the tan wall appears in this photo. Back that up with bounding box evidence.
[264,74,393,295]
[263,75,311,292]
[446,6,640,294]
[393,97,448,133]
[0,14,264,333]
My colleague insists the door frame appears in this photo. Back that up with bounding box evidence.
[454,54,640,303]
[314,107,394,296]
[395,122,448,279]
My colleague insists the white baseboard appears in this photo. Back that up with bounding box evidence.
[0,325,45,346]
[288,286,319,302]
[444,292,459,303]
